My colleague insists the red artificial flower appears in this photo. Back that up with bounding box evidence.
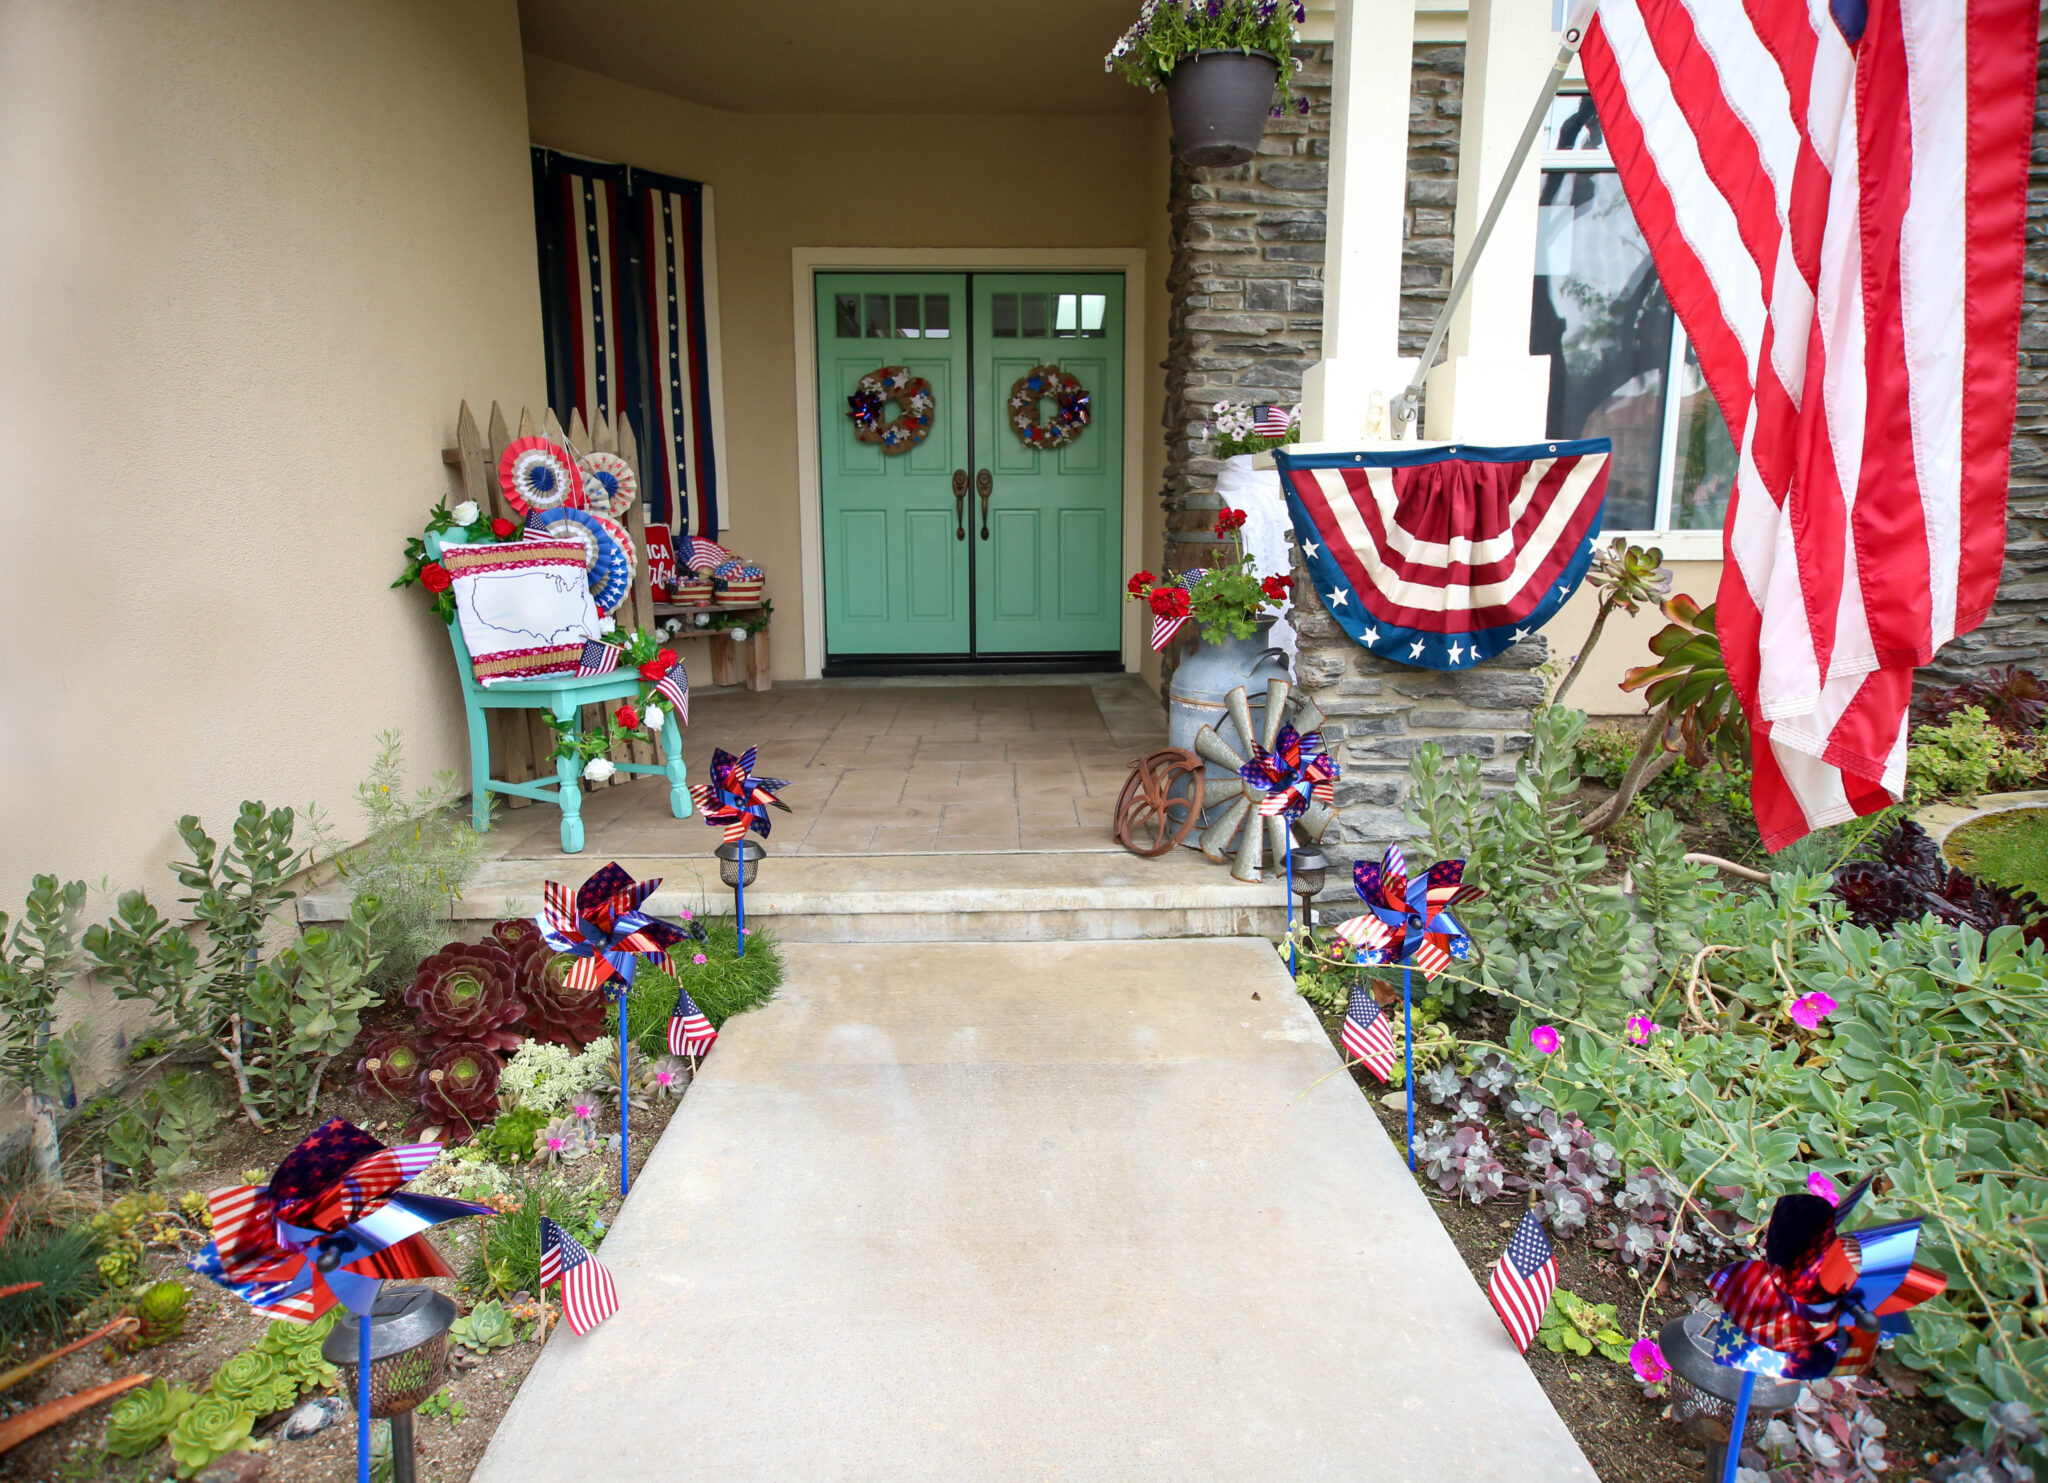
[1213,508,1248,536]
[1149,586,1191,620]
[1126,570,1156,596]
[638,648,679,683]
[614,702,641,730]
[1261,574,1293,601]
[491,516,516,539]
[420,561,452,594]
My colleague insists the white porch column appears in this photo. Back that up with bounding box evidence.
[1422,0,1556,442]
[1298,0,1417,443]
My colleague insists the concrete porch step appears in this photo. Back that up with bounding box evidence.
[297,849,1290,943]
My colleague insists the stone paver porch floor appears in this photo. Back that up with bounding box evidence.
[487,676,1167,859]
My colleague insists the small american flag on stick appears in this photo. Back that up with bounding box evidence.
[1339,985,1397,1082]
[538,1216,618,1335]
[668,982,717,1056]
[1488,1208,1557,1352]
[577,640,621,676]
[1252,404,1296,438]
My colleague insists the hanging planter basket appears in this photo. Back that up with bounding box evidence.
[1166,50,1280,168]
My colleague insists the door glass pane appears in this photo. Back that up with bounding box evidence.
[1055,294,1079,336]
[863,293,890,337]
[895,294,921,338]
[1543,93,1606,155]
[923,294,951,338]
[1531,169,1672,531]
[1020,293,1050,338]
[1080,293,1107,336]
[834,294,860,339]
[991,293,1018,337]
[1671,341,1737,530]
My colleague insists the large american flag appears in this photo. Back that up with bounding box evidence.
[1580,0,2037,849]
[538,1216,618,1336]
[1488,1208,1558,1352]
[1339,984,1399,1082]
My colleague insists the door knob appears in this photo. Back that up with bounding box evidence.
[951,469,968,541]
[976,468,993,541]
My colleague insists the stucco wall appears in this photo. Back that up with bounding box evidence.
[0,2,543,914]
[523,57,1166,684]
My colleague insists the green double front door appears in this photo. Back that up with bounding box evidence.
[816,272,1124,662]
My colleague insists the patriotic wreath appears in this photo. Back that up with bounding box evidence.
[1009,364,1090,451]
[847,366,935,453]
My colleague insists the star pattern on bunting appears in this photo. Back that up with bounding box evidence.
[1327,588,1347,608]
[1362,626,1380,647]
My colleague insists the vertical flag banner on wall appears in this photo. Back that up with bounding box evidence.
[532,148,724,543]
[1578,0,2039,850]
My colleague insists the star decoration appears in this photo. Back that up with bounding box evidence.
[1512,627,1530,643]
[1447,641,1464,664]
[1409,639,1426,659]
[1301,539,1319,557]
[1362,626,1380,647]
[1327,588,1348,608]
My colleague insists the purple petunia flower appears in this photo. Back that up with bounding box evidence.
[1807,1169,1839,1203]
[1296,95,1310,115]
[1530,1025,1561,1055]
[1788,990,1837,1030]
[1629,1338,1670,1385]
[1292,0,1307,18]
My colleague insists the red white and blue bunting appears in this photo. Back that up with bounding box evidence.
[1273,440,1610,672]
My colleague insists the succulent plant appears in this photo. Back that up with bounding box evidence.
[449,1298,516,1353]
[134,1280,190,1347]
[354,1027,426,1101]
[640,1053,691,1100]
[533,1114,593,1165]
[167,1392,256,1478]
[419,1040,503,1134]
[104,1377,198,1459]
[209,1349,298,1416]
[511,939,608,1047]
[260,1311,340,1391]
[475,1106,549,1165]
[489,916,543,954]
[407,940,526,1052]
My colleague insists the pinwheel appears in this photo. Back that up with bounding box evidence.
[187,1119,489,1483]
[537,862,691,1196]
[1333,845,1483,1170]
[1232,722,1340,976]
[689,746,792,956]
[1191,679,1339,885]
[1698,1175,1947,1483]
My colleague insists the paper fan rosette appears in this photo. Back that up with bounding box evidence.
[537,862,689,994]
[689,746,791,842]
[577,450,638,518]
[1704,1174,1947,1380]
[188,1119,489,1322]
[1334,845,1482,980]
[499,436,586,516]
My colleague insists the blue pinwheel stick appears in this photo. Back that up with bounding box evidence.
[1334,846,1481,1171]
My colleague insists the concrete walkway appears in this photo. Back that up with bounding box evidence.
[472,940,1593,1482]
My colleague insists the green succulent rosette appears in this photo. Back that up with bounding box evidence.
[167,1392,255,1479]
[135,1280,191,1347]
[450,1298,515,1352]
[209,1349,297,1416]
[260,1310,341,1390]
[103,1378,197,1459]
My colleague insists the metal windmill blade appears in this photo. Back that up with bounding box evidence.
[1190,680,1341,883]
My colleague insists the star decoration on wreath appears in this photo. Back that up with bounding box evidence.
[848,366,935,454]
[1009,364,1090,451]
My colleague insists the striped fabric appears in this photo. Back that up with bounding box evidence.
[533,150,723,541]
[1580,0,2038,849]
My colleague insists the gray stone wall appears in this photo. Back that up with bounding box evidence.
[1925,45,2048,684]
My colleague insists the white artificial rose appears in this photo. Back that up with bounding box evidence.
[583,757,616,783]
[643,706,665,732]
[451,500,480,526]
[598,616,617,635]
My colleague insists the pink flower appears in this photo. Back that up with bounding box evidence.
[1807,1169,1839,1204]
[655,1070,675,1087]
[1788,990,1837,1030]
[742,927,752,936]
[572,1102,595,1121]
[1625,1016,1655,1046]
[681,908,694,921]
[1530,1025,1561,1055]
[692,952,708,966]
[1629,1338,1670,1386]
[545,1136,564,1153]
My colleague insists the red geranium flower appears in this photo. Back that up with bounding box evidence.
[419,561,452,593]
[638,648,679,683]
[1261,574,1292,600]
[1149,586,1191,620]
[615,702,641,730]
[491,516,516,538]
[1213,508,1248,535]
[1126,570,1156,596]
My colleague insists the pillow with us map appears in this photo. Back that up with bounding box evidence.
[442,538,603,684]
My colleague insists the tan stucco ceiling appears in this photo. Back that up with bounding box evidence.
[517,0,1159,115]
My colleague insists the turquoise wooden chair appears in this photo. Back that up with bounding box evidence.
[428,531,690,854]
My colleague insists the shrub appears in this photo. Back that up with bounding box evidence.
[617,919,780,1056]
[0,1223,103,1340]
[463,1175,608,1299]
[1909,706,2009,803]
[498,1040,613,1117]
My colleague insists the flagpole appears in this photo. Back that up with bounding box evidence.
[1403,965,1415,1172]
[1285,829,1297,978]
[617,985,631,1197]
[356,1295,375,1483]
[736,868,747,958]
[1720,1370,1754,1483]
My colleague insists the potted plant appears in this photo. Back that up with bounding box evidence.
[1105,0,1309,167]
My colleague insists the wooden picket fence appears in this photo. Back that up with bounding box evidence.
[441,400,663,798]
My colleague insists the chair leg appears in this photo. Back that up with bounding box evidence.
[553,703,585,854]
[661,713,691,820]
[466,705,493,834]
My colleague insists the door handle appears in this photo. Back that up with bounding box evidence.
[951,469,968,541]
[976,468,993,541]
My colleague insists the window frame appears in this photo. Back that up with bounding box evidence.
[1538,94,1724,562]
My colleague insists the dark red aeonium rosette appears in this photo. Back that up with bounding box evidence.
[1704,1174,1947,1380]
[687,747,792,844]
[405,940,526,1052]
[187,1118,489,1320]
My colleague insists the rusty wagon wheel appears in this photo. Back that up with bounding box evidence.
[1114,748,1205,858]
